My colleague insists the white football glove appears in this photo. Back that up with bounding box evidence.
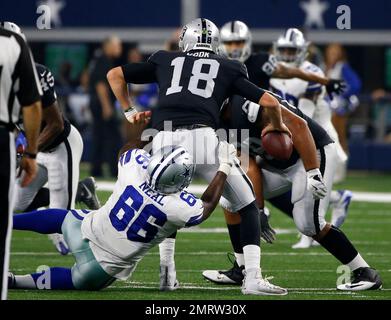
[242,100,260,123]
[217,141,237,176]
[307,168,327,199]
[124,106,138,123]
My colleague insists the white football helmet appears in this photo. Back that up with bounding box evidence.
[219,21,252,63]
[179,18,220,53]
[273,28,309,66]
[147,146,196,194]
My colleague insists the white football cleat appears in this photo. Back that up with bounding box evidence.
[160,263,179,291]
[48,233,69,255]
[241,268,287,296]
[292,234,314,249]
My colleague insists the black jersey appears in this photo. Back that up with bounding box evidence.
[121,50,266,130]
[35,63,71,152]
[245,52,278,89]
[225,95,333,169]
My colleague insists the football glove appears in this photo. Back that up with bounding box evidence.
[307,168,327,199]
[217,141,237,176]
[326,79,346,99]
[259,208,276,244]
[242,100,260,123]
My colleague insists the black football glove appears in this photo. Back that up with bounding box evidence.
[259,208,276,244]
[326,79,346,99]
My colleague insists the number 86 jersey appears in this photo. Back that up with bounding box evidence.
[81,148,204,280]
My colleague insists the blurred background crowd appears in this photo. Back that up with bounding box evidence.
[2,0,391,177]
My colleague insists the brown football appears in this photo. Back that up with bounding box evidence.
[261,131,293,161]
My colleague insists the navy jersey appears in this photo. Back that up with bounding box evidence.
[245,52,278,89]
[122,50,266,130]
[224,96,333,169]
[35,63,71,152]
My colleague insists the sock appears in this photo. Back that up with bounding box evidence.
[347,253,370,271]
[159,238,176,266]
[238,201,260,248]
[227,223,242,254]
[317,225,368,267]
[234,253,245,267]
[26,188,50,211]
[15,267,75,290]
[13,209,68,234]
[243,245,261,272]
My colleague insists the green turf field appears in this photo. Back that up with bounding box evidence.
[8,172,391,300]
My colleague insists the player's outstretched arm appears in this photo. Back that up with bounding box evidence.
[200,142,236,221]
[106,67,136,120]
[259,92,291,137]
[273,63,346,97]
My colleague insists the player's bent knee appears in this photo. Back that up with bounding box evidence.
[224,209,241,224]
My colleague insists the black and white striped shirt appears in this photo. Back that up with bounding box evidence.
[0,27,42,128]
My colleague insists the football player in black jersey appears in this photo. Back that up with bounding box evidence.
[108,18,295,295]
[219,20,345,96]
[203,93,382,291]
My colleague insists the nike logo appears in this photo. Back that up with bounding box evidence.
[40,72,46,77]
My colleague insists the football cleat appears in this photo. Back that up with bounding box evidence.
[292,234,314,249]
[8,272,16,289]
[202,253,244,285]
[76,177,101,210]
[242,268,288,296]
[337,267,382,291]
[331,190,353,228]
[48,233,69,255]
[160,263,179,291]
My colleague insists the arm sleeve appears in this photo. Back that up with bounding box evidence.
[15,36,42,106]
[232,76,265,103]
[37,65,57,108]
[121,62,157,84]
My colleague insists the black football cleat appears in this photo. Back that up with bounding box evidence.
[76,177,101,210]
[202,253,244,285]
[337,267,382,291]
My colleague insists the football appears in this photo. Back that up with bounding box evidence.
[261,131,293,161]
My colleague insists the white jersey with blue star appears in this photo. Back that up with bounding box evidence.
[81,148,203,280]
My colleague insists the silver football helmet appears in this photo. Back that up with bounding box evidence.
[273,28,309,66]
[178,18,220,53]
[147,146,196,194]
[219,21,252,63]
[0,21,22,34]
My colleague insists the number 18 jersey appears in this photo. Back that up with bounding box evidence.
[81,148,204,280]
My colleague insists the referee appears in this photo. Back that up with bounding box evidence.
[0,22,42,300]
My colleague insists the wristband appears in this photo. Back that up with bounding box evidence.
[218,163,232,176]
[124,106,138,121]
[24,152,37,159]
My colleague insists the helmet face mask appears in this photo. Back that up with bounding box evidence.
[179,18,220,53]
[147,146,196,195]
[273,28,309,67]
[219,21,252,63]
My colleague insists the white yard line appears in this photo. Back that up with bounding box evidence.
[10,251,391,256]
[96,181,391,203]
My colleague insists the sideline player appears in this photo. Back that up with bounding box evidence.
[107,18,290,295]
[9,137,238,291]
